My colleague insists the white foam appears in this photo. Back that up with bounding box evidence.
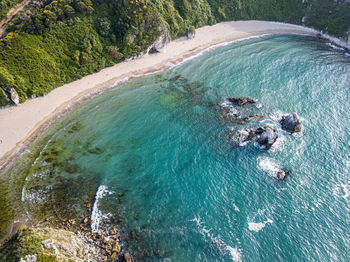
[233,203,240,212]
[258,157,280,177]
[91,185,113,232]
[341,184,349,199]
[226,246,242,262]
[248,219,273,232]
[191,216,242,261]
[21,184,52,204]
[326,42,344,51]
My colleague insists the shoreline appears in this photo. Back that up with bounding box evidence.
[0,20,317,171]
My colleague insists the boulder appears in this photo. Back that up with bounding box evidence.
[187,26,195,40]
[112,242,121,253]
[276,169,291,180]
[9,88,20,105]
[148,26,169,54]
[227,97,257,107]
[122,252,132,262]
[20,255,37,262]
[237,128,255,143]
[280,113,301,133]
[255,126,278,150]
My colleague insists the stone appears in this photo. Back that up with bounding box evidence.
[83,217,89,224]
[111,252,118,260]
[123,252,132,262]
[255,126,278,150]
[110,228,117,235]
[276,169,291,180]
[227,97,257,107]
[20,255,37,262]
[9,88,20,105]
[112,242,121,253]
[88,148,99,154]
[118,192,125,197]
[280,113,301,133]
[148,25,169,54]
[187,26,196,39]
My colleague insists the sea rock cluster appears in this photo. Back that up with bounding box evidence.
[219,96,302,180]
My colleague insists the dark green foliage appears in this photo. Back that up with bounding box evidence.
[304,0,350,36]
[0,0,349,106]
[0,181,13,239]
[0,19,112,105]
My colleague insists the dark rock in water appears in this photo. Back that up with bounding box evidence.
[276,169,291,180]
[88,148,99,154]
[118,192,125,197]
[280,113,301,133]
[227,97,257,107]
[187,26,195,39]
[238,128,255,142]
[255,126,278,150]
[65,166,78,174]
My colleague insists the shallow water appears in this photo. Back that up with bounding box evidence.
[3,35,350,261]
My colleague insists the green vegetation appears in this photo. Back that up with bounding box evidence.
[0,0,22,20]
[0,181,13,238]
[0,0,349,107]
[0,228,57,262]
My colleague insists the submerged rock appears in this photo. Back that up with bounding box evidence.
[255,126,278,150]
[227,97,257,107]
[280,113,301,133]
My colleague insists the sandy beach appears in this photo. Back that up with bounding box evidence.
[0,20,316,169]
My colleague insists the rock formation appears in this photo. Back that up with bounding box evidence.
[276,168,291,180]
[255,126,278,150]
[9,88,19,105]
[148,26,169,54]
[227,97,257,107]
[280,113,301,133]
[187,26,195,40]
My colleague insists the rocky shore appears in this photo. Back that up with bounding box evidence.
[0,224,132,262]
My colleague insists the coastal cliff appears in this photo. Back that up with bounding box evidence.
[0,0,349,107]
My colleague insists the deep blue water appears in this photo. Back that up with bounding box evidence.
[6,35,350,261]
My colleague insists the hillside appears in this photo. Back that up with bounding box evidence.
[0,0,349,106]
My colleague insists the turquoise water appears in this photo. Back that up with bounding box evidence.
[5,35,350,261]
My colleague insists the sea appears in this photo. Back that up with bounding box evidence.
[2,34,350,261]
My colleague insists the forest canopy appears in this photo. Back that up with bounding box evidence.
[0,0,349,106]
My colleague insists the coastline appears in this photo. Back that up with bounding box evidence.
[0,20,317,171]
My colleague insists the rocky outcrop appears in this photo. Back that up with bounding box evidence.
[276,168,291,180]
[187,26,195,40]
[148,26,169,54]
[0,227,107,262]
[9,88,19,105]
[280,113,301,133]
[255,126,278,150]
[227,97,257,107]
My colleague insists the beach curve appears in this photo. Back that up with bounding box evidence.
[0,20,316,170]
